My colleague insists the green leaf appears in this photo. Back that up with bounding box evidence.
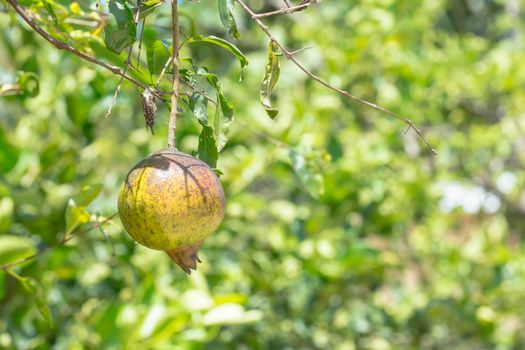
[215,93,233,151]
[76,184,103,207]
[203,303,263,326]
[0,197,14,233]
[195,72,234,151]
[184,35,248,74]
[41,0,58,25]
[0,129,19,173]
[260,40,281,119]
[7,270,52,326]
[203,74,234,122]
[187,68,234,153]
[217,92,233,122]
[104,0,136,54]
[218,0,241,39]
[88,40,151,84]
[0,71,42,98]
[190,92,209,126]
[139,0,165,20]
[179,10,197,37]
[290,148,325,199]
[65,200,90,236]
[213,98,222,152]
[146,39,170,78]
[178,68,194,84]
[0,272,5,301]
[0,235,37,266]
[198,126,218,169]
[18,72,39,97]
[64,184,102,236]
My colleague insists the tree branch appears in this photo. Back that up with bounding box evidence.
[167,0,180,150]
[254,2,313,18]
[105,0,143,118]
[5,0,163,99]
[0,213,119,271]
[235,0,437,155]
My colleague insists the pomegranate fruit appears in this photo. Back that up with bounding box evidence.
[118,149,225,273]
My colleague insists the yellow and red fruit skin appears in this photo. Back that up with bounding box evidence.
[118,149,225,256]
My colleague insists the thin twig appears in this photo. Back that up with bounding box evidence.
[136,18,146,67]
[254,2,312,18]
[5,0,163,99]
[237,120,287,148]
[167,0,180,150]
[156,58,218,106]
[0,213,119,271]
[155,31,189,90]
[155,54,173,90]
[63,18,99,27]
[190,84,216,104]
[235,0,437,155]
[105,0,142,118]
[289,45,315,56]
[0,84,24,96]
[105,46,134,118]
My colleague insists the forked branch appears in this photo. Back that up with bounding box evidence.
[236,0,437,155]
[5,0,163,99]
[0,213,119,271]
[105,0,143,118]
[254,2,313,18]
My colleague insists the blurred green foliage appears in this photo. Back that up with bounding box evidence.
[1,0,525,349]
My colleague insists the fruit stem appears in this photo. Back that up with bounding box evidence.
[165,241,203,274]
[167,0,180,151]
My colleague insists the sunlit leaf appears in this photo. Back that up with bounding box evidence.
[88,40,151,85]
[201,73,233,151]
[213,99,223,152]
[139,0,165,20]
[203,303,263,326]
[104,0,136,54]
[215,94,234,151]
[146,39,170,78]
[290,148,325,199]
[0,129,18,172]
[194,72,234,151]
[260,40,281,119]
[18,71,39,97]
[64,184,102,236]
[190,92,209,126]
[198,125,218,168]
[70,2,81,15]
[204,74,234,123]
[41,0,58,25]
[7,270,52,326]
[217,0,240,39]
[65,201,90,235]
[0,272,4,300]
[76,184,103,207]
[0,235,36,266]
[143,0,162,4]
[184,35,248,74]
[0,197,14,233]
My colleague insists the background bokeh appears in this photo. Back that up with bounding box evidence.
[1,0,525,349]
